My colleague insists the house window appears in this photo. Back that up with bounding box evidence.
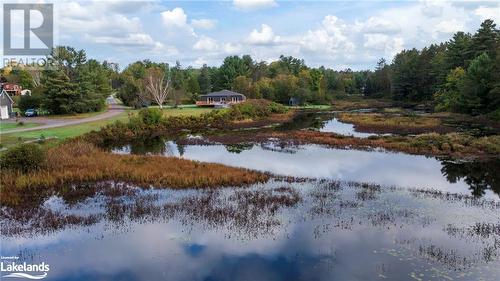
[231,97,237,103]
[221,97,226,103]
[208,97,214,104]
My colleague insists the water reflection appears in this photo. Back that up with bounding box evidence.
[278,112,383,138]
[114,142,499,199]
[2,180,499,280]
[319,117,378,138]
[441,160,500,197]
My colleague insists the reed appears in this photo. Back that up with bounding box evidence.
[0,141,269,207]
[275,131,500,159]
[337,112,453,134]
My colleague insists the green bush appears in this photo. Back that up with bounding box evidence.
[268,101,288,114]
[230,99,288,119]
[0,143,46,172]
[138,108,163,126]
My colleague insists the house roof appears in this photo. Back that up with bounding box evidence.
[0,89,14,106]
[201,90,245,97]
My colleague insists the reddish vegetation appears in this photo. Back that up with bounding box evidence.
[337,112,455,134]
[0,141,269,208]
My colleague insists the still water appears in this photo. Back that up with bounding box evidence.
[2,180,499,281]
[319,117,378,138]
[115,141,499,199]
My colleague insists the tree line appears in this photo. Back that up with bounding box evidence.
[1,19,498,117]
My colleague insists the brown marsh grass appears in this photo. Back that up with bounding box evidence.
[281,131,500,159]
[0,141,269,207]
[337,112,454,134]
[330,99,394,111]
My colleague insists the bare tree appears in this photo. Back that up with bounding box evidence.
[144,67,171,109]
[28,68,42,88]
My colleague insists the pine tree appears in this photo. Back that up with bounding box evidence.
[198,64,212,95]
[42,70,77,114]
[461,53,494,114]
[470,19,499,59]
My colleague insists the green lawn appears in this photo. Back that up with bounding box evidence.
[289,105,332,110]
[0,106,214,149]
[0,122,42,132]
[159,106,213,117]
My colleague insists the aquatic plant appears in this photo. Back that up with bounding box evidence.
[0,141,270,208]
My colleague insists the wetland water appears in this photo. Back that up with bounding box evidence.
[2,180,499,280]
[2,135,499,280]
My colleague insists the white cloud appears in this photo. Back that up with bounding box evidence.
[191,19,217,30]
[435,19,466,34]
[474,6,500,22]
[233,0,277,11]
[420,0,445,18]
[297,15,355,58]
[222,43,243,54]
[193,57,208,67]
[363,34,404,58]
[161,7,195,36]
[57,1,167,53]
[357,17,400,34]
[246,24,280,45]
[193,36,219,51]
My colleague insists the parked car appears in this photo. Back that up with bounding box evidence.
[24,109,38,117]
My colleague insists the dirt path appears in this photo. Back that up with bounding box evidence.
[1,104,126,134]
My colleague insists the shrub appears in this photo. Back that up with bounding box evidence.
[230,99,288,120]
[138,108,163,126]
[0,143,46,172]
[268,102,288,114]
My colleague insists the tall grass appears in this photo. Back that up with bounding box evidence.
[337,112,453,134]
[0,141,269,207]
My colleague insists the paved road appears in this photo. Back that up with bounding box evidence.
[1,104,126,134]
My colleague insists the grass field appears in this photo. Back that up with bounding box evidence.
[0,106,213,149]
[289,105,331,110]
[0,122,42,132]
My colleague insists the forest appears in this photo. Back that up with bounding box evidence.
[1,19,498,118]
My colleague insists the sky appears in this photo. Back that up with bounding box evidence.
[3,0,500,70]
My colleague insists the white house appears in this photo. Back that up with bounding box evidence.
[0,89,14,119]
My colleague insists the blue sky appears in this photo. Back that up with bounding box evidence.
[42,1,500,69]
